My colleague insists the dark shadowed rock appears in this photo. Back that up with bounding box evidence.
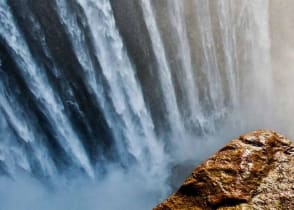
[154,130,294,210]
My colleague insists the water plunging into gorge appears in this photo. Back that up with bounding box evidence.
[0,0,280,209]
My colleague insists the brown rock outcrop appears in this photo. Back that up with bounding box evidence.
[154,130,294,210]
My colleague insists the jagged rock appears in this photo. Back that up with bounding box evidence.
[154,130,294,210]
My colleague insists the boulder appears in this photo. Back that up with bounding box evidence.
[154,130,294,210]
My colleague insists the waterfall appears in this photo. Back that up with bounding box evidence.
[166,0,202,131]
[0,0,93,177]
[139,0,184,138]
[0,0,272,209]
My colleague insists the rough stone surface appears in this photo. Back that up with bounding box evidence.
[154,130,294,210]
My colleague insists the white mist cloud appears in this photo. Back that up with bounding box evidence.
[0,166,169,210]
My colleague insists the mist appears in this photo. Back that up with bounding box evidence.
[0,171,152,210]
[0,128,242,210]
[0,167,165,210]
[269,0,294,138]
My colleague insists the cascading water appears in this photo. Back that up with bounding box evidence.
[0,0,274,209]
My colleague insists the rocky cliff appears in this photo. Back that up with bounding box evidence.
[154,130,294,210]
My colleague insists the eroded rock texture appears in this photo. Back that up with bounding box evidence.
[154,130,294,210]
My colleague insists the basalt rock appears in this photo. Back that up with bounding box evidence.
[154,130,294,210]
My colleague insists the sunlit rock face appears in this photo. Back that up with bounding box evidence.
[154,130,294,210]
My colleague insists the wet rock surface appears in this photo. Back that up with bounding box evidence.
[154,130,294,210]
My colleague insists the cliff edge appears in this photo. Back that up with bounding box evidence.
[154,130,294,210]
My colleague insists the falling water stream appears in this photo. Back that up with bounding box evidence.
[0,0,277,209]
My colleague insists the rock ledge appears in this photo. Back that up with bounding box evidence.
[154,130,294,210]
